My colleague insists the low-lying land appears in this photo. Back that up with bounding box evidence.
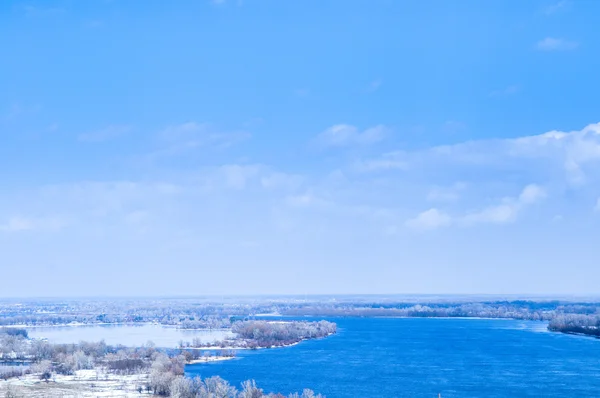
[0,322,328,398]
[0,369,323,398]
[0,321,333,397]
[2,296,600,340]
[179,320,337,349]
[1,295,600,396]
[0,369,148,397]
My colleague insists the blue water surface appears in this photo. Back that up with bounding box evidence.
[186,317,600,397]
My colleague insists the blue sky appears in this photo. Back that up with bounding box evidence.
[2,0,600,297]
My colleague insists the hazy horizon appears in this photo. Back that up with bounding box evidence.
[2,1,600,296]
[0,293,600,303]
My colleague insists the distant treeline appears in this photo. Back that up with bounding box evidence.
[1,298,600,339]
[279,301,600,322]
[548,314,600,338]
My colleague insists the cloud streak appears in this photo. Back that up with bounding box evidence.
[78,125,131,142]
[0,216,67,232]
[359,123,600,184]
[544,1,569,15]
[316,124,390,148]
[407,184,546,231]
[536,37,578,51]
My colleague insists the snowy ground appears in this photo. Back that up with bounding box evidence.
[0,354,235,397]
[0,369,151,397]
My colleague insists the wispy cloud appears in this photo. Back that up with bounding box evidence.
[407,184,546,231]
[367,79,383,92]
[463,184,546,225]
[78,125,131,142]
[490,85,520,97]
[315,124,390,148]
[285,192,332,208]
[261,172,304,191]
[23,5,65,17]
[544,1,569,15]
[0,216,67,232]
[359,122,600,185]
[355,151,407,172]
[405,208,452,231]
[427,182,467,202]
[2,103,41,121]
[536,37,578,51]
[147,122,250,159]
[218,164,262,190]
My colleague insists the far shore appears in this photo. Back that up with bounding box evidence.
[3,322,230,330]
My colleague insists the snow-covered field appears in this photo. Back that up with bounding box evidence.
[0,369,151,397]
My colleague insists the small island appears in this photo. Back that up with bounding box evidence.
[179,320,337,350]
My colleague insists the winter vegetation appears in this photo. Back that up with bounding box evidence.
[181,321,337,349]
[548,314,600,337]
[2,296,600,341]
[1,362,324,398]
[1,295,600,396]
[2,297,600,330]
[231,320,336,348]
[0,328,325,397]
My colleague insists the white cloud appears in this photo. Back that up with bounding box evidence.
[427,182,467,202]
[463,184,545,225]
[78,125,131,142]
[160,122,250,148]
[0,217,35,231]
[595,198,600,213]
[218,164,261,189]
[23,5,64,17]
[316,124,389,148]
[360,122,600,184]
[519,184,546,204]
[285,193,330,208]
[144,122,250,161]
[544,1,569,14]
[261,172,304,190]
[463,203,519,225]
[408,184,546,230]
[0,216,67,232]
[536,37,578,51]
[405,208,452,230]
[355,151,407,172]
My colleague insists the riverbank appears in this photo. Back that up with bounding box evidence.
[183,331,336,351]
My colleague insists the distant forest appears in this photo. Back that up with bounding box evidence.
[0,297,599,338]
